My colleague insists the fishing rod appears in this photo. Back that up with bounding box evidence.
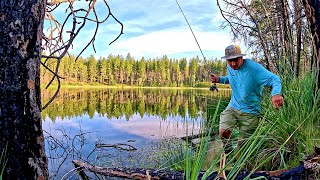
[175,0,218,92]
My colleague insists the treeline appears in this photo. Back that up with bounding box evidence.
[41,54,227,87]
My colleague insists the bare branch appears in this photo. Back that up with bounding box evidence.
[41,0,123,109]
[47,0,74,6]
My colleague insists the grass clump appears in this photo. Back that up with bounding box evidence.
[255,72,320,170]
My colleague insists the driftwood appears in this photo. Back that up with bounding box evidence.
[95,143,137,151]
[180,132,216,142]
[72,155,319,179]
[180,132,217,149]
[72,160,184,180]
[219,153,227,179]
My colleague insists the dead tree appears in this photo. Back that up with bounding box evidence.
[216,0,311,75]
[0,0,122,178]
[301,0,320,90]
[216,0,273,70]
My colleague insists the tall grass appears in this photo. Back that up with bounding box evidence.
[184,99,222,180]
[254,72,320,169]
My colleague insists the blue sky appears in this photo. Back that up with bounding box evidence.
[47,0,243,60]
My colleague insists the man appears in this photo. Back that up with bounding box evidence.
[210,45,284,154]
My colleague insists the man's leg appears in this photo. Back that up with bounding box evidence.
[219,108,237,154]
[236,110,259,148]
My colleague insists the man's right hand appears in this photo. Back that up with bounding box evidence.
[210,74,220,83]
[272,94,284,110]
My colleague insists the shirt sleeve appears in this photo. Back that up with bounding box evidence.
[255,64,282,96]
[219,76,229,84]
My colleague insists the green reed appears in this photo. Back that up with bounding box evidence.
[256,72,320,169]
[184,99,222,180]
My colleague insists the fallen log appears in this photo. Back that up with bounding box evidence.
[72,160,185,180]
[95,143,137,151]
[72,154,319,179]
[180,132,216,142]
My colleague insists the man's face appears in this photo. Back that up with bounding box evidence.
[227,57,244,70]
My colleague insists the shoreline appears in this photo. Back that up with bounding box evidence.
[41,84,231,90]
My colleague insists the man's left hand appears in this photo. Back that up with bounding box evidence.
[272,95,284,110]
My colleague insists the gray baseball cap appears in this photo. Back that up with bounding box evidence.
[221,45,246,60]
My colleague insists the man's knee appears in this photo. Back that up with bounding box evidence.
[219,128,231,139]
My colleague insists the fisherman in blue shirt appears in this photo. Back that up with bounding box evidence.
[210,45,284,154]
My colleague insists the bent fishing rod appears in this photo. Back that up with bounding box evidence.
[175,0,218,92]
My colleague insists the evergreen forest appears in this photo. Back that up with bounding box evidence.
[41,54,227,87]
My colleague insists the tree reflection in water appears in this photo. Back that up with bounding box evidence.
[42,88,230,178]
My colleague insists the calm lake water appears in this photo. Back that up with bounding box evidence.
[41,88,230,179]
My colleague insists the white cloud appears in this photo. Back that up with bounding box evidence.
[109,30,233,58]
[110,115,201,139]
[45,1,239,59]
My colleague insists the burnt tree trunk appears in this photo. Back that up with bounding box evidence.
[280,0,294,70]
[294,0,302,77]
[0,0,48,179]
[302,0,320,89]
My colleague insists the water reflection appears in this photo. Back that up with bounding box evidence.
[41,88,230,178]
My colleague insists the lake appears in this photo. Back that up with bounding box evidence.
[41,87,230,179]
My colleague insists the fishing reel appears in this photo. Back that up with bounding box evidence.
[209,83,218,92]
[208,69,218,92]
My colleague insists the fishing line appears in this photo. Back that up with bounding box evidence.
[175,0,206,61]
[175,0,218,92]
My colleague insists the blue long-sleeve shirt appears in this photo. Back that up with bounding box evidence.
[219,59,282,114]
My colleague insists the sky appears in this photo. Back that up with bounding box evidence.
[47,0,243,60]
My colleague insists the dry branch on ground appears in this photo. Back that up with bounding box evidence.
[72,155,320,179]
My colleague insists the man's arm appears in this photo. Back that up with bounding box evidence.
[255,64,283,109]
